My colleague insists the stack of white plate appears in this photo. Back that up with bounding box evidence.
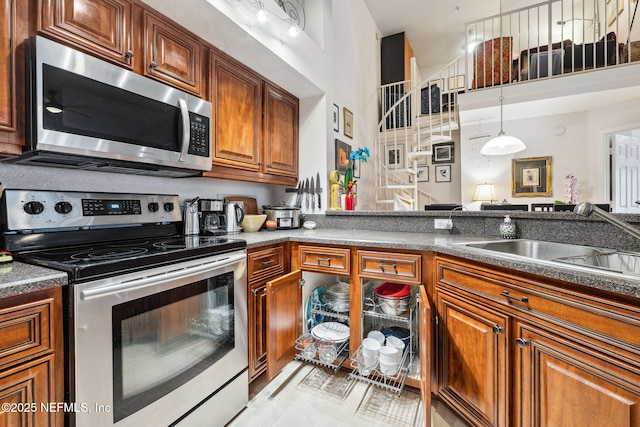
[311,322,350,344]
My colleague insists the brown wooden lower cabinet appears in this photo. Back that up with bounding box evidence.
[436,289,509,427]
[248,283,267,381]
[0,287,63,427]
[435,255,640,427]
[514,321,640,427]
[0,355,56,427]
[265,270,302,381]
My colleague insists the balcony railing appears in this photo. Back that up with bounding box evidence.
[465,0,639,90]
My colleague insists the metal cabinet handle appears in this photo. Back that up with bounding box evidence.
[379,262,398,273]
[267,164,272,168]
[125,50,134,58]
[251,287,267,296]
[298,279,305,288]
[315,257,331,267]
[500,290,529,303]
[148,61,158,69]
[516,338,529,348]
[257,161,264,166]
[261,259,275,266]
[492,325,504,334]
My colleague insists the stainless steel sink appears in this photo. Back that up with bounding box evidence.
[554,252,640,276]
[460,239,640,278]
[461,239,606,261]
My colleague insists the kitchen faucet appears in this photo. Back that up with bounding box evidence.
[573,202,640,241]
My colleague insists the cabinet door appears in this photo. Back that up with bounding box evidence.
[263,83,298,177]
[39,0,134,67]
[142,10,203,96]
[419,286,432,427]
[0,0,29,155]
[0,355,57,427]
[515,322,640,427]
[248,284,267,381]
[211,53,262,171]
[266,270,302,381]
[437,290,509,427]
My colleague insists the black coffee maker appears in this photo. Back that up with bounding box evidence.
[198,199,226,235]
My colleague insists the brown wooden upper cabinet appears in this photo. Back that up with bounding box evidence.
[263,83,298,178]
[39,0,204,96]
[207,52,299,185]
[39,0,135,68]
[0,0,29,156]
[141,9,203,96]
[209,53,263,172]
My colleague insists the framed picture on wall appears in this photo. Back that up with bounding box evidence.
[435,165,451,182]
[386,144,404,169]
[417,166,429,182]
[335,139,351,172]
[432,141,454,164]
[343,108,353,138]
[332,104,339,132]
[512,156,552,197]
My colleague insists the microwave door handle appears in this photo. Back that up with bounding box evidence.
[178,98,190,162]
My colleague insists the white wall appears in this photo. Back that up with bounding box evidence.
[1,0,382,214]
[329,1,380,210]
[460,96,640,209]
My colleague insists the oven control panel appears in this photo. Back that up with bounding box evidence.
[2,190,181,231]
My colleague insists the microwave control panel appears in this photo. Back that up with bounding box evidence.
[188,113,210,157]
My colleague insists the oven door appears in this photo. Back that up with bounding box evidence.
[70,251,247,427]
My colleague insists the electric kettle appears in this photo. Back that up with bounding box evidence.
[183,197,200,235]
[225,202,245,234]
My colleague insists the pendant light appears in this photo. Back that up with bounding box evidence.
[480,0,526,156]
[480,92,526,155]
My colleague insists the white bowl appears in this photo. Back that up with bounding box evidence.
[379,359,399,376]
[241,214,267,232]
[362,337,381,357]
[379,345,399,364]
[303,221,317,229]
[385,335,405,360]
[367,330,386,345]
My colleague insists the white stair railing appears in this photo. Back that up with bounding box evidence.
[374,57,461,211]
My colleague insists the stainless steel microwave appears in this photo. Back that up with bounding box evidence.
[11,36,212,177]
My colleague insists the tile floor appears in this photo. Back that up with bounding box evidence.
[227,361,468,427]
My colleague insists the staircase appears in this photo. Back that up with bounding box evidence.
[374,57,461,210]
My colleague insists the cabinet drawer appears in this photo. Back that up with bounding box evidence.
[248,246,285,283]
[357,250,421,284]
[0,299,53,369]
[436,257,640,353]
[299,246,350,275]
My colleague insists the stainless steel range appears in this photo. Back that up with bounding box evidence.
[1,189,249,427]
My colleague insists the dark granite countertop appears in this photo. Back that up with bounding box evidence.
[0,261,68,299]
[240,228,640,300]
[3,228,639,301]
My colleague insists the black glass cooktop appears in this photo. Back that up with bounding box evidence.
[16,235,246,283]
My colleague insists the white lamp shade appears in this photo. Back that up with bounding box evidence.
[480,133,526,155]
[473,183,497,201]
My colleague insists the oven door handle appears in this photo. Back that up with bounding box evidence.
[80,253,246,300]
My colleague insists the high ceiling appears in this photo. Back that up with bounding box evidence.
[362,0,578,70]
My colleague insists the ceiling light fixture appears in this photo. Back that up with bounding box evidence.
[255,0,270,23]
[480,92,526,155]
[286,18,301,37]
[481,0,526,156]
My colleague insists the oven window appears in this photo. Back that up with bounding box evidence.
[112,272,234,422]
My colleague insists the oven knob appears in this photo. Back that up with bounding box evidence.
[54,201,73,214]
[163,202,174,212]
[148,202,159,212]
[23,201,44,215]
